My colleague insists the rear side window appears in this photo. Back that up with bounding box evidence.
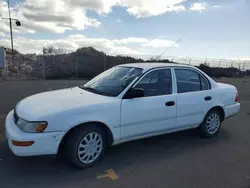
[200,75,209,90]
[175,69,209,93]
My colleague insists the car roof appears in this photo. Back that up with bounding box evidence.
[119,62,194,72]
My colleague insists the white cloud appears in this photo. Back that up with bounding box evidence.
[0,0,211,35]
[190,3,207,12]
[123,0,186,18]
[232,57,250,61]
[113,37,149,44]
[0,32,6,37]
[116,18,122,23]
[0,35,179,55]
[143,39,179,48]
[65,0,187,17]
[0,0,101,34]
[113,37,179,48]
[212,5,220,8]
[66,0,118,14]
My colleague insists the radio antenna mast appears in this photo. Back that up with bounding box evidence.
[157,38,182,60]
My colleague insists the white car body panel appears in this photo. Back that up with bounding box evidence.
[5,63,241,157]
[121,94,177,139]
[175,90,213,129]
[16,87,121,141]
[5,110,65,156]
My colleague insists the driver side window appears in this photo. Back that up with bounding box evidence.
[134,69,172,97]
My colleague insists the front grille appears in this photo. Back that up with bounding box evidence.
[13,110,19,124]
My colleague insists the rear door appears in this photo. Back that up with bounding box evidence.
[174,68,212,129]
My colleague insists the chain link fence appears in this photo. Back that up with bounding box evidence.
[1,49,250,80]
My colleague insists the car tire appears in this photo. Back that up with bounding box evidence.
[199,109,222,138]
[65,125,106,169]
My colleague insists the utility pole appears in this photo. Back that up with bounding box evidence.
[2,0,21,74]
[7,0,14,70]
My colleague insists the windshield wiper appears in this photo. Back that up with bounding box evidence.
[78,86,106,96]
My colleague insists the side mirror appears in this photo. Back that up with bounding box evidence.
[124,88,145,99]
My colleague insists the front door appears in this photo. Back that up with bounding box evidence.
[120,68,177,140]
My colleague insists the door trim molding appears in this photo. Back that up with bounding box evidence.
[120,115,176,128]
[119,111,204,128]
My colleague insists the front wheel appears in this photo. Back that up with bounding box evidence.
[199,109,222,138]
[65,125,106,169]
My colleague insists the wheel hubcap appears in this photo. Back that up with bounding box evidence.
[206,113,220,134]
[77,132,103,164]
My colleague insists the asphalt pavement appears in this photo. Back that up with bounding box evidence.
[0,78,250,188]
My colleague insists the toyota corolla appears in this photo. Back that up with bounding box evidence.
[5,63,240,168]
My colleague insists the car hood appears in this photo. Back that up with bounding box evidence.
[15,87,114,121]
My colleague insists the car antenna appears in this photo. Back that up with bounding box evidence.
[156,38,182,61]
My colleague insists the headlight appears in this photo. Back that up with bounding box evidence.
[16,118,47,133]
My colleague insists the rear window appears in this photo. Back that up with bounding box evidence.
[175,69,209,93]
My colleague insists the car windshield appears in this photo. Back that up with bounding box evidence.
[79,66,143,96]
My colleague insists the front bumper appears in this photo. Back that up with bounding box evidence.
[5,110,65,157]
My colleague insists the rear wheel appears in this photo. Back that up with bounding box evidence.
[199,109,222,138]
[65,125,106,169]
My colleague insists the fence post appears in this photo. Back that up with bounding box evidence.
[17,54,20,77]
[231,61,233,68]
[43,60,46,80]
[75,59,78,78]
[189,58,192,65]
[243,61,246,72]
[103,54,106,71]
[204,59,207,66]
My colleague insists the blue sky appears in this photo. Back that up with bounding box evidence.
[0,0,249,59]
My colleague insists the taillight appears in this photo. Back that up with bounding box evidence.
[235,92,239,102]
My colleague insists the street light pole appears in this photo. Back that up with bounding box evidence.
[2,0,21,74]
[7,0,14,70]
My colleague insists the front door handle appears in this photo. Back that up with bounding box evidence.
[165,101,175,106]
[205,96,212,101]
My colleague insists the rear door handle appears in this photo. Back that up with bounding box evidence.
[165,101,175,106]
[205,96,212,101]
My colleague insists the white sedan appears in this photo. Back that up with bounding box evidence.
[5,63,240,168]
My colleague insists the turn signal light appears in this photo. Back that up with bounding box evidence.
[35,123,47,133]
[12,140,34,147]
